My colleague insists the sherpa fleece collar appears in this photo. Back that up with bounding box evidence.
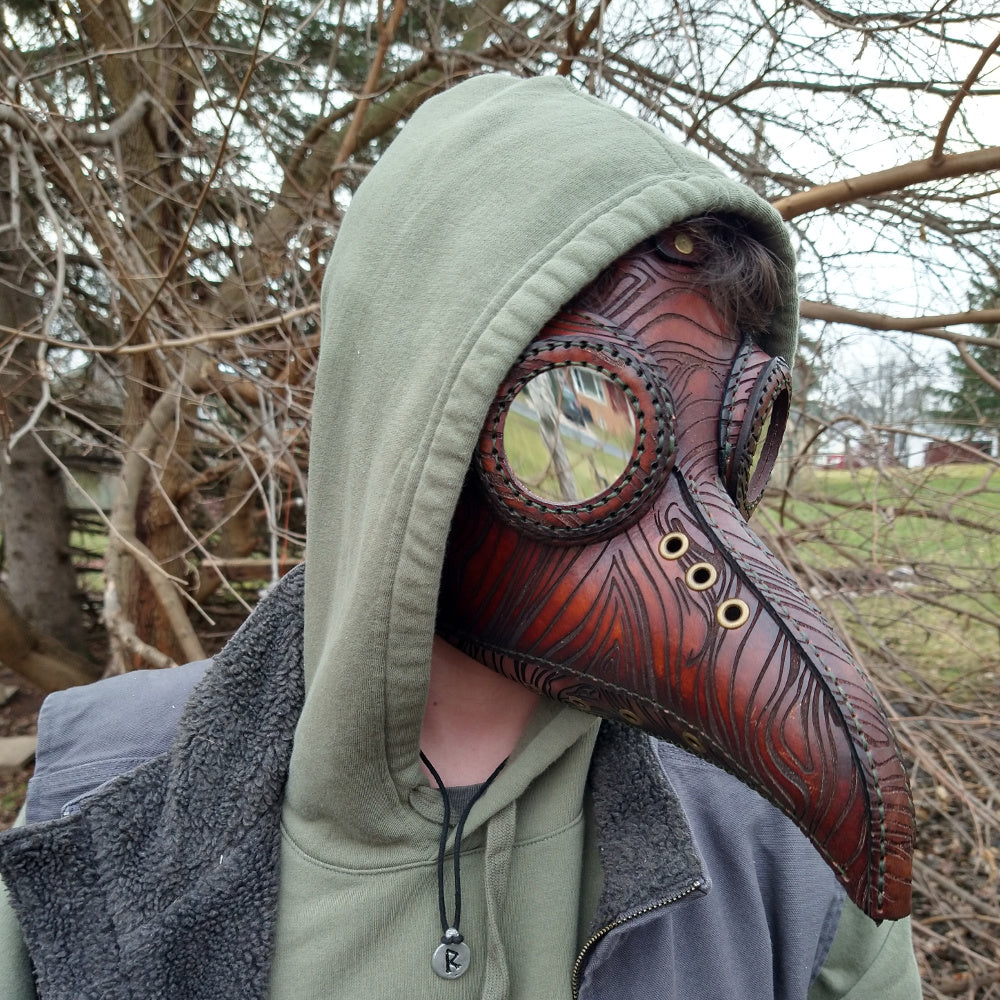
[0,568,307,999]
[0,567,703,999]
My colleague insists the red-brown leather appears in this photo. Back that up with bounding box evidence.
[438,245,915,920]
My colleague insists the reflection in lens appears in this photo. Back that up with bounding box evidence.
[502,367,637,505]
[743,385,789,515]
[749,408,774,481]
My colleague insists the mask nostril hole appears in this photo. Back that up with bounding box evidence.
[717,598,750,629]
[658,531,689,560]
[685,562,717,591]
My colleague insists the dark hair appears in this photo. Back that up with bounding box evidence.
[657,213,788,342]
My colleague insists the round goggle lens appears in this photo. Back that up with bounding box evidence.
[502,367,638,505]
[475,321,676,543]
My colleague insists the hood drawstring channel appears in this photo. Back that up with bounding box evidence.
[420,753,508,982]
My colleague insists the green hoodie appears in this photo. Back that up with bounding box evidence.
[276,74,798,998]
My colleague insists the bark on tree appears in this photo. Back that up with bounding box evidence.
[0,159,90,679]
[68,1,216,670]
[0,585,101,691]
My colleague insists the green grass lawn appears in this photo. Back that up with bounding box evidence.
[759,463,1000,698]
[766,463,1000,567]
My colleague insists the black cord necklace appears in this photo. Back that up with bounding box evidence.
[420,751,508,980]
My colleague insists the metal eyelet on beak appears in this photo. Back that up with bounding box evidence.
[658,532,689,560]
[685,562,718,591]
[717,598,750,630]
[682,731,706,754]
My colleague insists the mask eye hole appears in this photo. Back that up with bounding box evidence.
[685,562,718,591]
[476,316,676,543]
[719,346,791,519]
[717,598,751,630]
[658,532,689,560]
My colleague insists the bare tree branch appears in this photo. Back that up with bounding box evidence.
[800,301,1000,345]
[932,28,1000,163]
[957,340,1000,394]
[327,0,409,193]
[0,585,102,691]
[773,146,1000,219]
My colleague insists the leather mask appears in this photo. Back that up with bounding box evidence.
[437,233,915,921]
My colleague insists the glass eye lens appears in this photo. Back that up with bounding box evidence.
[749,407,775,481]
[744,387,789,513]
[502,366,637,504]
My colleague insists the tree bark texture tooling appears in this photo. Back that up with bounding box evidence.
[440,252,913,920]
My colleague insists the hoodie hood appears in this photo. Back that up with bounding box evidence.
[292,75,799,853]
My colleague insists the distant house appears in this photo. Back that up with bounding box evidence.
[924,440,993,465]
[815,450,880,470]
[557,368,634,440]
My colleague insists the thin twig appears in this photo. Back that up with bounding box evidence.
[931,29,1000,164]
[327,0,409,194]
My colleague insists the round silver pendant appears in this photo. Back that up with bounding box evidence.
[432,936,470,979]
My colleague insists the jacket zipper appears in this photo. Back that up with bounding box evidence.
[571,879,703,999]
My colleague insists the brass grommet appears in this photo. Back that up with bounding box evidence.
[565,696,590,712]
[619,707,643,726]
[658,531,689,560]
[717,598,751,630]
[685,562,718,591]
[681,731,706,755]
[673,232,694,255]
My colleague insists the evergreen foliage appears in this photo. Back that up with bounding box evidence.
[931,281,1000,437]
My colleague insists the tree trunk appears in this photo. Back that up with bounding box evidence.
[0,586,101,691]
[70,0,211,670]
[116,360,197,669]
[0,164,92,678]
[0,404,86,655]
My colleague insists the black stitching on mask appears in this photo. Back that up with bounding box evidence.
[481,336,675,536]
[718,335,755,480]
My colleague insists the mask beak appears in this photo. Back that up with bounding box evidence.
[642,468,914,921]
[438,247,915,921]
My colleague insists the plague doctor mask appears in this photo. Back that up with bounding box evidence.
[437,226,915,922]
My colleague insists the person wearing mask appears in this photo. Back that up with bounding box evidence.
[0,74,920,1000]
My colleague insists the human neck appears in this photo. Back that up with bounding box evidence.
[419,636,541,787]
